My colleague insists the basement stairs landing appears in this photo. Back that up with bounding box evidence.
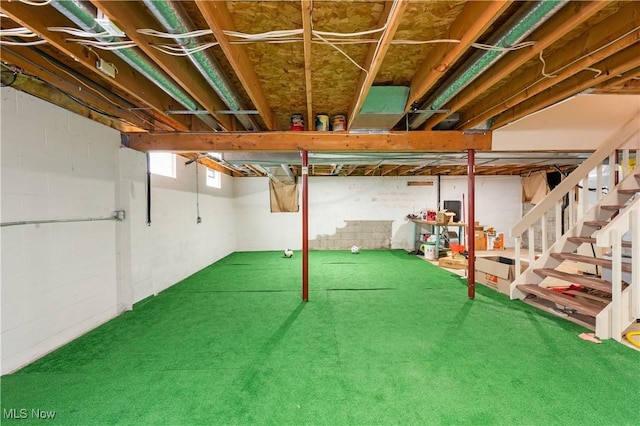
[508,118,640,344]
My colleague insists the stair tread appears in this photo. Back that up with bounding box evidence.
[517,284,603,317]
[566,236,632,248]
[618,188,640,194]
[583,220,609,227]
[550,252,632,272]
[600,204,626,210]
[534,268,612,293]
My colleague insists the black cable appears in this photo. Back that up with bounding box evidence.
[146,153,151,226]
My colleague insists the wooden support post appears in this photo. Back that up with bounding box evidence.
[467,149,475,299]
[302,150,309,302]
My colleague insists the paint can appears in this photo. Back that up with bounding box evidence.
[424,243,436,260]
[315,114,329,131]
[290,114,304,131]
[332,114,347,131]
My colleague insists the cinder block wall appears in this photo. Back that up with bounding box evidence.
[309,220,393,249]
[1,88,120,374]
[1,89,237,374]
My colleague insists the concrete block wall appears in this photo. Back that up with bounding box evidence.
[1,89,120,374]
[1,89,237,374]
[309,220,393,249]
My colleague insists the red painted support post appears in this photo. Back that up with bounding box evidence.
[467,149,475,299]
[302,150,309,302]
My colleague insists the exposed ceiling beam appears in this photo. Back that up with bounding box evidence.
[347,0,408,131]
[1,47,154,131]
[90,0,235,131]
[0,2,194,131]
[125,130,492,153]
[403,1,512,114]
[194,0,276,130]
[459,4,640,130]
[301,0,314,131]
[422,1,608,130]
[593,68,640,94]
[492,46,640,129]
[1,66,140,132]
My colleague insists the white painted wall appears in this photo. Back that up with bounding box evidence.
[1,89,237,374]
[1,89,120,374]
[234,175,522,251]
[123,150,237,302]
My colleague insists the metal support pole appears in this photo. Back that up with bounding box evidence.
[302,150,309,302]
[467,149,476,299]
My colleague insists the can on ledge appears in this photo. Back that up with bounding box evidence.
[332,114,346,131]
[290,114,304,131]
[315,114,329,131]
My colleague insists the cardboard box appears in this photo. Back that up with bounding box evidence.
[474,230,487,250]
[474,256,518,295]
[438,257,468,270]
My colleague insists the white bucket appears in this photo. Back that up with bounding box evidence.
[424,243,436,260]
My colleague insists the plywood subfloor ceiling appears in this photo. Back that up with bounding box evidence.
[2,0,639,178]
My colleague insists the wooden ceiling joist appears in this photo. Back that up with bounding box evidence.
[459,3,640,130]
[1,2,195,131]
[91,0,235,131]
[422,0,608,130]
[493,46,640,129]
[347,0,408,130]
[194,0,276,130]
[125,130,491,153]
[403,0,512,114]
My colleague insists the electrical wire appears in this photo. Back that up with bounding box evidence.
[0,40,48,46]
[539,50,558,78]
[47,27,111,38]
[137,28,214,39]
[0,27,40,37]
[18,0,53,5]
[66,38,137,50]
[149,42,219,56]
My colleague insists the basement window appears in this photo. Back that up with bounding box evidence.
[149,152,176,178]
[206,168,221,189]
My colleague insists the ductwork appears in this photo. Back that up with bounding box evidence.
[410,0,567,130]
[51,0,220,130]
[142,0,259,131]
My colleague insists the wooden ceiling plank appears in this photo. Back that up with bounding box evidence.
[1,47,152,131]
[125,130,491,152]
[91,0,234,131]
[492,46,640,129]
[422,1,608,130]
[194,0,277,130]
[405,1,512,114]
[460,4,640,129]
[347,0,409,130]
[0,2,193,131]
[301,0,314,130]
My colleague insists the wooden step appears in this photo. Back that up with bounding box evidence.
[550,252,632,272]
[517,284,603,317]
[583,220,609,228]
[600,204,626,211]
[618,188,640,195]
[534,268,612,293]
[566,236,632,248]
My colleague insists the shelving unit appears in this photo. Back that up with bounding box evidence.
[410,218,466,257]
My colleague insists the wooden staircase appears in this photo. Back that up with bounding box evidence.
[508,117,640,341]
[515,174,638,331]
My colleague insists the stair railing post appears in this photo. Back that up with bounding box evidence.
[632,208,640,319]
[528,226,535,267]
[541,212,548,254]
[622,149,630,180]
[581,177,589,218]
[596,164,603,202]
[514,236,521,279]
[611,228,622,342]
[555,200,562,242]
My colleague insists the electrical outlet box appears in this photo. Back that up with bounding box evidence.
[96,59,117,78]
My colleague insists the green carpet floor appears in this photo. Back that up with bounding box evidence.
[2,250,638,425]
